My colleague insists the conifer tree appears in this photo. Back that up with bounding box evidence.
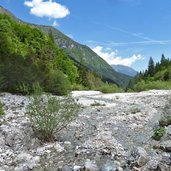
[161,54,166,65]
[148,57,155,77]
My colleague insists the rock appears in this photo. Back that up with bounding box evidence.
[34,156,40,163]
[100,163,118,171]
[3,126,23,148]
[160,140,171,152]
[46,149,51,154]
[101,148,111,155]
[117,167,123,171]
[16,152,39,170]
[0,168,5,171]
[36,142,63,156]
[128,123,138,130]
[158,163,171,171]
[57,166,63,171]
[1,124,36,151]
[131,147,149,167]
[166,125,171,138]
[36,146,46,156]
[84,159,98,171]
[132,167,141,171]
[54,142,65,153]
[14,165,30,171]
[0,137,5,146]
[145,159,160,170]
[62,166,72,171]
[64,141,71,146]
[162,152,170,158]
[73,165,82,171]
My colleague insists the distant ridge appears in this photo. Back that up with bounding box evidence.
[111,65,137,77]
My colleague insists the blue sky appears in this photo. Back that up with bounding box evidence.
[1,0,171,71]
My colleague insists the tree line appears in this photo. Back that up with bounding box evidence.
[127,54,171,91]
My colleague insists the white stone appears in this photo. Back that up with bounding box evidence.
[85,159,98,171]
[64,141,71,145]
[73,165,82,171]
[16,152,37,169]
[54,143,65,153]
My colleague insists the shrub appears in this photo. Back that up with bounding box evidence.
[27,94,80,142]
[32,82,43,96]
[97,83,124,93]
[0,76,4,92]
[71,83,88,91]
[16,83,30,95]
[152,127,166,141]
[133,80,171,92]
[0,102,4,116]
[46,70,71,96]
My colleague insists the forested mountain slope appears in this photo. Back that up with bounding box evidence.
[0,6,131,88]
[0,13,78,95]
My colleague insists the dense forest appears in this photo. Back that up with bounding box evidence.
[127,54,171,91]
[0,14,123,95]
[0,14,78,95]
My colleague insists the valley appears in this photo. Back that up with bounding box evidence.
[0,2,171,171]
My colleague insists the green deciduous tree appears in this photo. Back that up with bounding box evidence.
[0,14,79,95]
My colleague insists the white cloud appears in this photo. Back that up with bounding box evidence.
[92,46,143,66]
[52,20,59,27]
[24,0,70,19]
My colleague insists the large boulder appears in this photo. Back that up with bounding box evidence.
[158,163,171,171]
[131,147,149,167]
[1,125,39,151]
[15,152,40,171]
[160,140,171,152]
[84,159,99,171]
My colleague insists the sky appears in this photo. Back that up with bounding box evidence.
[1,0,171,71]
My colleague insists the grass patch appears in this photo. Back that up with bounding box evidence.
[0,102,4,116]
[152,127,166,141]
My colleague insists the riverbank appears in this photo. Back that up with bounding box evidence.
[0,90,171,171]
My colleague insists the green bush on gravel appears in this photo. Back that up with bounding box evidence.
[152,127,166,141]
[27,93,80,142]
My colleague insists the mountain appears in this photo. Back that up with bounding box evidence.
[35,26,131,88]
[0,6,131,87]
[111,65,137,77]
